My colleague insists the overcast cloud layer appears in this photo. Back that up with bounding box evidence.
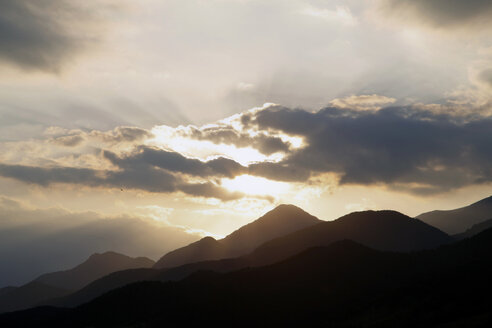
[1,104,491,198]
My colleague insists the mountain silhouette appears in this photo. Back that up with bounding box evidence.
[2,227,492,327]
[41,209,451,309]
[45,268,158,308]
[0,252,154,313]
[154,204,321,268]
[0,287,16,297]
[34,251,154,291]
[0,282,70,314]
[417,195,492,234]
[247,210,452,266]
[454,217,492,240]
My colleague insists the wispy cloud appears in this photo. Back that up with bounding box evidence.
[0,0,122,72]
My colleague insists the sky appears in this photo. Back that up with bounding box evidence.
[1,0,492,286]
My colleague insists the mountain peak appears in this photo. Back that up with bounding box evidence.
[268,204,309,215]
[88,251,126,260]
[154,205,321,269]
[223,204,320,241]
[338,210,410,221]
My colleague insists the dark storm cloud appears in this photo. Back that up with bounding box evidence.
[0,0,111,72]
[185,126,291,155]
[103,147,246,178]
[381,0,492,28]
[243,105,492,194]
[0,163,103,187]
[0,148,247,201]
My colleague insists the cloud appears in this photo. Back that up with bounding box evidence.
[89,126,154,144]
[0,146,249,201]
[44,126,153,149]
[0,197,200,287]
[3,103,492,197]
[379,0,492,29]
[241,105,492,194]
[0,163,104,187]
[302,5,357,26]
[0,0,118,72]
[329,94,396,111]
[477,68,492,89]
[104,147,246,179]
[50,134,86,147]
[180,125,291,155]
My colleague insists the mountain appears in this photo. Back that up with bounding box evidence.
[157,210,451,277]
[0,282,70,314]
[417,195,492,234]
[3,227,492,327]
[0,287,16,297]
[45,268,159,308]
[42,209,451,309]
[34,251,155,291]
[0,252,154,314]
[454,217,492,240]
[153,237,226,269]
[154,204,321,268]
[247,210,452,266]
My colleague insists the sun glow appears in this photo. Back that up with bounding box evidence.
[148,125,284,166]
[221,175,290,196]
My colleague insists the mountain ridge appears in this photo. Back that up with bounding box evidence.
[417,195,492,234]
[154,204,321,269]
[3,226,491,327]
[41,208,451,309]
[0,251,155,314]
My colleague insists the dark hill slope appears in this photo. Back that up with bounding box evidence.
[3,228,492,327]
[454,217,492,240]
[418,195,492,234]
[154,204,321,268]
[0,252,154,314]
[0,282,70,314]
[35,251,154,291]
[249,210,451,266]
[44,210,451,309]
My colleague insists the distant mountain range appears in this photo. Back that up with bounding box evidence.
[418,195,492,234]
[40,206,452,309]
[454,217,492,240]
[0,252,154,313]
[154,204,321,268]
[34,251,154,291]
[2,195,492,325]
[2,224,492,327]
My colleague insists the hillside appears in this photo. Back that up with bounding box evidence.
[34,251,155,291]
[2,227,491,327]
[418,195,492,234]
[43,209,451,309]
[154,204,321,268]
[0,252,155,313]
